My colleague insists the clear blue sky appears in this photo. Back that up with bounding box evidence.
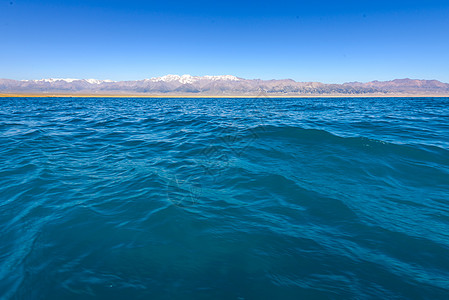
[1,0,448,83]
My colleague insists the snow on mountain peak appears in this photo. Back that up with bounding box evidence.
[149,74,240,84]
[22,78,115,84]
[85,79,114,84]
[148,74,194,84]
[29,78,80,83]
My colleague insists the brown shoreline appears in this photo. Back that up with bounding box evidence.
[1,93,449,98]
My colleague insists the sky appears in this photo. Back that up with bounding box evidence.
[1,0,449,83]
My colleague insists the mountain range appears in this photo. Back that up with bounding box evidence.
[1,75,449,96]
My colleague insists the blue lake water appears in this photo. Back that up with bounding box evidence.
[0,97,448,299]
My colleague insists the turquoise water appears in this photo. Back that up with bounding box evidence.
[0,97,448,299]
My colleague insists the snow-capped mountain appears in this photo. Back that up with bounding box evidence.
[1,75,448,96]
[147,74,240,84]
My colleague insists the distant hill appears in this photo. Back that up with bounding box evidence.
[1,75,448,96]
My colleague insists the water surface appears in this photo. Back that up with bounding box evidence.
[1,97,448,299]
